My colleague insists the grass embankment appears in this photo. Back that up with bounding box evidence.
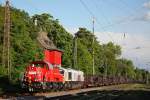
[0,76,21,95]
[129,84,150,91]
[106,83,150,91]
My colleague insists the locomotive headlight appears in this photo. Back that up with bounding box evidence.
[37,71,41,74]
[28,76,32,83]
[29,71,36,75]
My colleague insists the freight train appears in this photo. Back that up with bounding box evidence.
[21,49,135,92]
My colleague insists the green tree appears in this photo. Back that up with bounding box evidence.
[0,6,43,80]
[32,14,73,68]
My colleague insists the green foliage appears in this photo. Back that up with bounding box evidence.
[0,5,149,83]
[0,6,43,80]
[100,42,121,76]
[32,14,73,68]
[77,39,93,74]
[75,28,122,76]
[116,59,135,78]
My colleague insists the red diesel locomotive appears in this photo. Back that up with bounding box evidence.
[21,49,84,91]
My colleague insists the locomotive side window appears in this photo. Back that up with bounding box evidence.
[78,75,81,81]
[68,72,72,80]
[60,70,64,75]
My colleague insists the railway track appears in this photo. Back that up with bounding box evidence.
[2,84,150,100]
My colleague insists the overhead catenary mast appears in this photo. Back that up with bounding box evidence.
[73,33,78,70]
[92,17,95,75]
[2,0,11,80]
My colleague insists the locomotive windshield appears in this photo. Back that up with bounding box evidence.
[30,61,49,69]
[32,64,44,68]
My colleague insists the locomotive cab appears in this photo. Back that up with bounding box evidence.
[22,60,64,90]
[24,61,49,83]
[21,49,64,90]
[21,49,84,91]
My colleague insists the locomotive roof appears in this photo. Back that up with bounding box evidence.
[46,48,63,52]
[30,61,53,69]
[60,67,83,73]
[31,61,46,64]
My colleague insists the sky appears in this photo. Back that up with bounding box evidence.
[0,0,150,70]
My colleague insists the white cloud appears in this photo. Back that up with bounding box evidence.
[143,1,150,9]
[95,31,150,70]
[137,11,150,21]
[135,1,150,21]
[65,27,78,34]
[143,11,150,21]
